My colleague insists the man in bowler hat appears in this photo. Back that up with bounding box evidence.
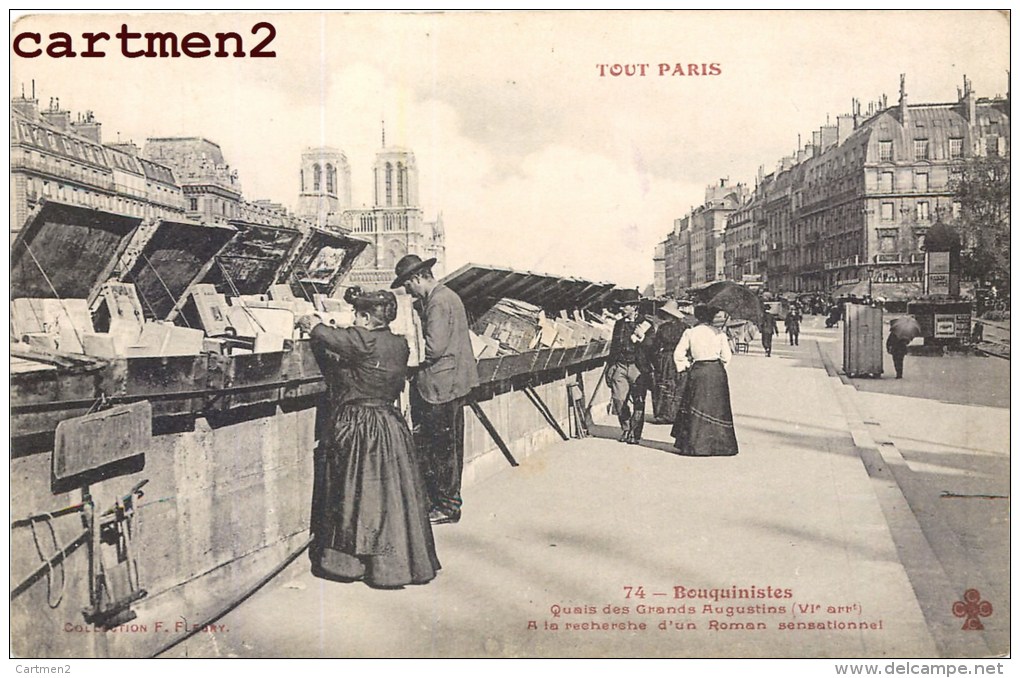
[606,290,653,444]
[393,254,479,525]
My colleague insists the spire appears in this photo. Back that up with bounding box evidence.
[381,117,386,148]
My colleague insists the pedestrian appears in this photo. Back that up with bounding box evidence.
[299,288,440,588]
[886,332,910,379]
[785,311,801,346]
[670,304,739,457]
[650,299,690,424]
[606,290,653,444]
[392,254,480,526]
[760,311,778,357]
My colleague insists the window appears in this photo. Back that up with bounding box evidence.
[385,162,393,206]
[913,139,929,161]
[190,197,198,211]
[916,201,929,221]
[396,163,404,204]
[985,137,1000,156]
[879,141,893,162]
[880,235,897,253]
[949,138,964,159]
[952,201,962,219]
[313,164,321,191]
[914,173,928,192]
[326,164,335,193]
[881,202,894,221]
[880,172,894,192]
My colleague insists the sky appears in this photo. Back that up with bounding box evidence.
[9,10,1011,289]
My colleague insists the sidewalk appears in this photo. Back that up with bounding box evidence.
[168,332,940,658]
[813,315,1010,657]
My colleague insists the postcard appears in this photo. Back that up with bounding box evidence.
[8,9,1011,668]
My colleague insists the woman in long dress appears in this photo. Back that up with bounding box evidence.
[670,304,739,456]
[650,302,690,424]
[298,288,440,588]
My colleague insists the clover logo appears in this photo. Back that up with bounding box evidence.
[952,589,992,630]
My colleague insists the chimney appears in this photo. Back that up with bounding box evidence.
[819,125,838,150]
[40,97,71,131]
[837,114,855,145]
[11,91,39,119]
[962,75,977,123]
[71,111,102,143]
[898,74,910,126]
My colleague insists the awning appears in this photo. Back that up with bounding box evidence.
[831,281,922,302]
[441,263,618,322]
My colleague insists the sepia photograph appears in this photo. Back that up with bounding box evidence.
[7,9,1012,669]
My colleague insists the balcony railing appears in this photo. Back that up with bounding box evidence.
[822,255,861,270]
[11,156,117,192]
[874,253,902,264]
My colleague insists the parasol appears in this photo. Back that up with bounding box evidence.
[889,316,922,341]
[691,281,765,328]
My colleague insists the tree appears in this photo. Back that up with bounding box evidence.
[952,154,1010,291]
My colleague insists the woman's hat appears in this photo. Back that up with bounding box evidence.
[657,299,687,321]
[391,254,438,289]
[346,288,396,310]
[344,286,398,323]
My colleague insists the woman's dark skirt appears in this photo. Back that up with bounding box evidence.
[671,361,739,456]
[311,400,441,587]
[652,352,687,424]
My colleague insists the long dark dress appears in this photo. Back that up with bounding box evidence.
[670,324,739,457]
[650,318,689,424]
[308,323,440,587]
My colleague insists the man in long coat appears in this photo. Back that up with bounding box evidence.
[393,254,479,525]
[760,311,778,357]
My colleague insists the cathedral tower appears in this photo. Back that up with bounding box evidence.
[298,147,351,225]
[372,147,419,208]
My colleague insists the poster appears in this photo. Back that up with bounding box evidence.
[8,9,1012,673]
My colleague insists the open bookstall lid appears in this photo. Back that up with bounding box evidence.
[123,219,237,321]
[202,220,303,297]
[11,200,142,302]
[277,227,369,299]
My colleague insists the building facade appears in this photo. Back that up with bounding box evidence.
[656,76,1009,297]
[10,94,186,240]
[723,191,760,284]
[658,180,746,294]
[660,216,690,297]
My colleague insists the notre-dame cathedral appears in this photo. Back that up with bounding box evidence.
[297,141,445,290]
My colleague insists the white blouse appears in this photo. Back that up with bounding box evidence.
[673,324,732,372]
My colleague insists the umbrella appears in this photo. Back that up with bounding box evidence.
[889,316,922,341]
[690,281,765,327]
